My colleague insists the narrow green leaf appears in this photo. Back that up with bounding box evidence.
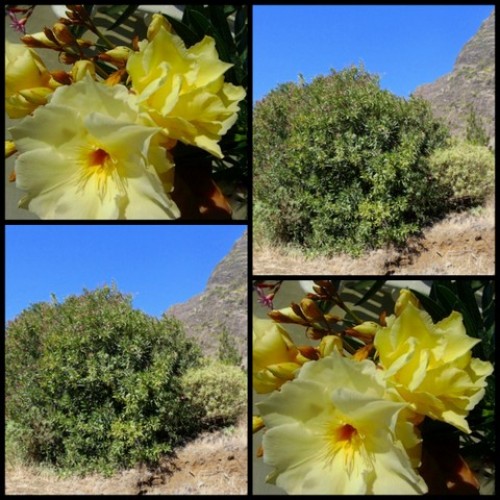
[482,280,495,330]
[456,280,482,339]
[188,9,232,64]
[354,280,387,305]
[411,290,448,322]
[208,5,236,53]
[106,5,140,31]
[162,14,201,46]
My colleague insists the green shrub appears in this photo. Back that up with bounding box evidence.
[253,65,451,254]
[428,141,495,206]
[217,325,242,366]
[465,105,489,147]
[5,285,204,475]
[181,361,247,428]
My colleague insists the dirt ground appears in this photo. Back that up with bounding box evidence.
[253,198,495,275]
[5,419,247,495]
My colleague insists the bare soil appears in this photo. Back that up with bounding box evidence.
[5,419,247,495]
[253,199,495,275]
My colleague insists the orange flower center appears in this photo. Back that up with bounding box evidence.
[88,148,110,168]
[337,423,357,442]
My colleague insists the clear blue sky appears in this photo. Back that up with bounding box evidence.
[253,5,494,103]
[5,225,246,322]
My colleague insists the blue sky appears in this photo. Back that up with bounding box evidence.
[253,5,494,103]
[5,225,246,322]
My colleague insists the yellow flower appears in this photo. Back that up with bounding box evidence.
[374,289,494,433]
[9,76,180,220]
[253,416,265,433]
[5,41,56,118]
[257,350,427,494]
[5,140,16,158]
[253,318,305,393]
[126,15,246,158]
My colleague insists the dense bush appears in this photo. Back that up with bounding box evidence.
[428,141,495,207]
[5,285,204,475]
[254,66,451,254]
[181,361,247,428]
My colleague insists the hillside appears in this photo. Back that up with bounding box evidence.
[414,9,495,147]
[166,231,247,367]
[254,195,494,275]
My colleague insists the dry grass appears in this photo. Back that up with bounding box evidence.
[254,197,495,275]
[5,417,247,495]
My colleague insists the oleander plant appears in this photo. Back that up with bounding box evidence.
[253,280,495,495]
[5,5,247,219]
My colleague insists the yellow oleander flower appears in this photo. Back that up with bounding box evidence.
[257,350,427,495]
[374,289,494,433]
[5,41,57,118]
[9,75,180,220]
[253,318,305,394]
[126,15,246,158]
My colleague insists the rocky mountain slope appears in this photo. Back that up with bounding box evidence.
[414,9,495,147]
[165,231,247,367]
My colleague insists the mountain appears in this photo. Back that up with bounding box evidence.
[413,9,495,147]
[165,231,248,368]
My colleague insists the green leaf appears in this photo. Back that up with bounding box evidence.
[188,9,232,64]
[162,14,201,46]
[455,280,482,339]
[106,5,140,31]
[481,280,495,331]
[354,280,387,305]
[410,290,448,322]
[208,5,237,55]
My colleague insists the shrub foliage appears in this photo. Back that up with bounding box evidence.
[254,66,451,254]
[428,141,495,207]
[5,285,204,475]
[181,361,247,428]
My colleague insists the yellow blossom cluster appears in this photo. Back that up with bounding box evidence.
[5,13,245,219]
[253,287,493,495]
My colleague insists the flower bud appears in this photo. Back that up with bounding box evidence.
[318,335,343,357]
[291,302,307,321]
[267,362,301,380]
[21,32,59,49]
[99,46,132,65]
[353,344,373,361]
[43,27,61,45]
[76,38,93,48]
[59,52,79,64]
[268,307,309,326]
[300,298,325,323]
[352,321,379,336]
[324,313,342,324]
[105,69,126,86]
[306,327,327,340]
[52,22,76,45]
[71,60,96,82]
[49,70,72,86]
[18,87,52,105]
[297,345,319,362]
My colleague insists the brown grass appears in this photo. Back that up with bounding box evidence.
[253,198,495,275]
[5,417,247,495]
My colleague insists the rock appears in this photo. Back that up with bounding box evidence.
[413,9,495,147]
[165,231,247,368]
